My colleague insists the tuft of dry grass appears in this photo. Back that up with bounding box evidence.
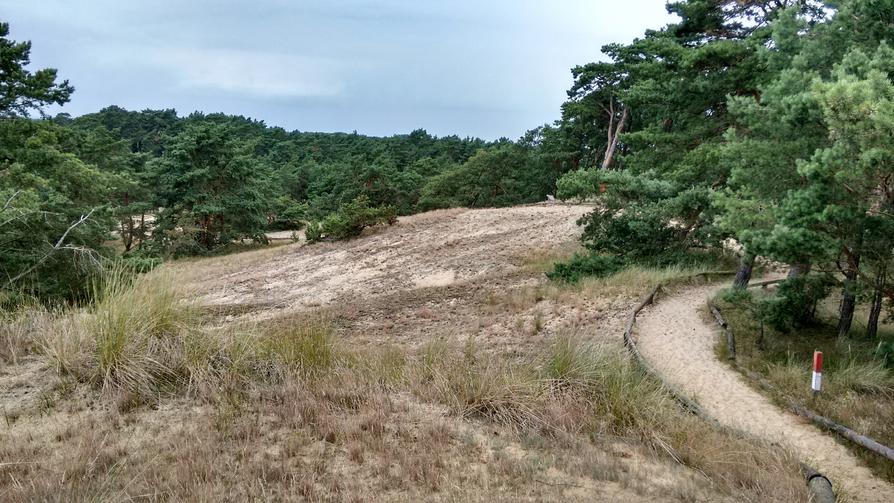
[258,314,338,379]
[417,340,546,430]
[1,304,54,365]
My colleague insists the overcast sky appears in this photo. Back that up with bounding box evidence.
[1,1,676,139]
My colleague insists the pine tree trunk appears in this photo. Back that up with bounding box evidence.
[787,262,811,279]
[601,107,629,170]
[137,212,146,249]
[837,250,861,338]
[121,218,134,252]
[733,253,755,289]
[867,266,886,339]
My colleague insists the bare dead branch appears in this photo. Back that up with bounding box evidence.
[2,208,96,290]
[2,190,22,212]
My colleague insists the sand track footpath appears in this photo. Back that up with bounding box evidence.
[634,283,894,503]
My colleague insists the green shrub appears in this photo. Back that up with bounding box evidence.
[579,206,685,261]
[118,250,163,273]
[762,274,835,332]
[546,253,623,283]
[306,195,397,243]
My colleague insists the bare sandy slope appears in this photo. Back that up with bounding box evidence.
[634,283,894,503]
[178,205,592,319]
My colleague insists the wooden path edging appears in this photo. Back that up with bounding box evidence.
[708,298,894,464]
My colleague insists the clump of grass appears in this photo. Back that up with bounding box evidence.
[415,339,545,429]
[1,303,55,364]
[259,315,337,379]
[85,267,198,396]
[541,335,674,439]
[833,358,894,396]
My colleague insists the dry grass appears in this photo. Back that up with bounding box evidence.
[0,270,807,501]
[577,264,730,297]
[399,334,805,501]
[1,304,54,365]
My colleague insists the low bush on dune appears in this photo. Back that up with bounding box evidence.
[305,195,397,243]
[546,253,623,283]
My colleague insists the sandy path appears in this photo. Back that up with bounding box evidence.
[634,283,894,503]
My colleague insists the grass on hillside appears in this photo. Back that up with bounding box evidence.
[524,247,739,299]
[0,269,807,501]
[714,288,894,482]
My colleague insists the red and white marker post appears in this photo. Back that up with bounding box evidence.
[811,351,823,398]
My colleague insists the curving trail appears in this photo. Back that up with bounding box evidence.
[634,283,894,503]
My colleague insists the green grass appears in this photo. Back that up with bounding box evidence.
[715,288,894,481]
[259,314,338,379]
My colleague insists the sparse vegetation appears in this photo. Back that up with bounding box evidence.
[5,0,894,499]
[0,270,808,501]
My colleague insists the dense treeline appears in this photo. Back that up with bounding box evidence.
[4,0,894,343]
[546,0,894,340]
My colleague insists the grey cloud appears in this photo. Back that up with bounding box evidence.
[0,0,675,139]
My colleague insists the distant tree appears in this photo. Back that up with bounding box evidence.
[419,146,549,209]
[150,123,273,255]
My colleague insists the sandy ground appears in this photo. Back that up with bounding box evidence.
[176,204,654,360]
[178,205,592,321]
[634,283,894,503]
